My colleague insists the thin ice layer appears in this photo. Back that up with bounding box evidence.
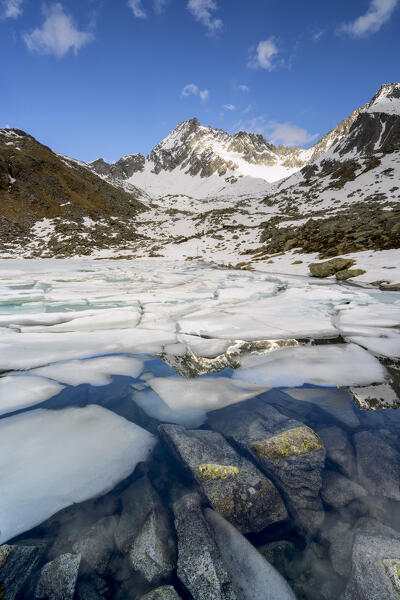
[0,375,64,417]
[147,376,269,412]
[0,405,155,544]
[33,356,144,386]
[233,344,387,388]
[0,328,176,371]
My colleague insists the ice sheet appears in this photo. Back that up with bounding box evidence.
[147,376,269,412]
[0,405,155,543]
[0,375,64,417]
[233,344,387,388]
[33,356,144,386]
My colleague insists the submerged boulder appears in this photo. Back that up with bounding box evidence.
[72,516,118,575]
[342,535,400,599]
[316,426,357,479]
[354,431,400,501]
[321,470,367,508]
[172,491,237,600]
[159,424,287,533]
[35,553,81,600]
[205,509,296,600]
[0,544,45,600]
[208,399,326,533]
[140,586,182,600]
[114,476,176,584]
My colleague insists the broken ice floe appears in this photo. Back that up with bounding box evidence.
[0,375,64,417]
[0,405,155,544]
[32,356,144,387]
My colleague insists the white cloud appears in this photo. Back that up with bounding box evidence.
[181,83,209,101]
[233,116,318,147]
[224,104,236,111]
[243,104,253,114]
[187,0,222,35]
[2,0,23,18]
[128,0,147,18]
[237,84,250,92]
[154,0,169,14]
[23,4,94,58]
[312,30,324,41]
[341,0,399,36]
[248,38,279,71]
[267,121,319,146]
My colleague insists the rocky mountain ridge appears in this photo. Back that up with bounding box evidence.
[88,103,364,198]
[0,83,399,265]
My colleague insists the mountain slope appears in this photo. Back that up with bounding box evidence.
[88,104,363,200]
[0,129,147,257]
[1,83,399,276]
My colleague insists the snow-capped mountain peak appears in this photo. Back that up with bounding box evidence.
[366,82,400,116]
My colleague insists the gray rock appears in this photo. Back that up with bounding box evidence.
[129,508,176,584]
[76,580,105,600]
[72,516,118,575]
[258,541,295,578]
[35,553,81,600]
[336,268,366,280]
[350,384,400,410]
[320,520,354,577]
[316,426,356,479]
[342,535,400,599]
[0,544,44,600]
[159,424,287,533]
[114,477,176,583]
[208,399,325,533]
[309,258,355,278]
[173,492,237,600]
[321,470,367,508]
[140,586,182,600]
[354,517,400,539]
[354,430,400,501]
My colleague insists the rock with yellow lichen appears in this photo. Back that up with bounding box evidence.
[208,398,326,535]
[159,424,287,534]
[252,426,323,460]
[198,464,239,480]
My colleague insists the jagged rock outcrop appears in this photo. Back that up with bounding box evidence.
[159,424,288,533]
[208,398,326,533]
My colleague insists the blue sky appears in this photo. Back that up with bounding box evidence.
[1,0,399,162]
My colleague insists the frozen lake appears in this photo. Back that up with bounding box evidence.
[1,258,399,600]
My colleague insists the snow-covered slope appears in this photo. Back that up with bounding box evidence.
[88,104,362,200]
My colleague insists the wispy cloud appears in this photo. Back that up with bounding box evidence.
[2,0,23,19]
[243,104,253,113]
[181,83,209,101]
[248,38,279,71]
[233,116,318,146]
[340,0,399,36]
[154,0,169,14]
[224,104,236,111]
[187,0,222,35]
[23,3,94,58]
[128,0,147,18]
[237,84,250,92]
[312,30,324,41]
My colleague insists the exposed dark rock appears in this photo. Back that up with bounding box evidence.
[208,398,326,534]
[159,424,288,533]
[350,383,400,410]
[335,268,366,280]
[309,258,355,278]
[35,553,81,600]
